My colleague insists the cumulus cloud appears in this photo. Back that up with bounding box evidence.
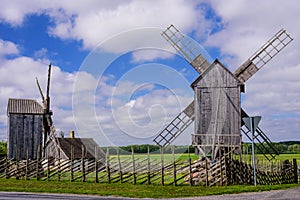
[0,39,19,57]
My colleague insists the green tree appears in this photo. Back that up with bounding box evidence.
[0,141,7,158]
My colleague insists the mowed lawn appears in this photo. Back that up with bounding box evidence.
[0,178,298,198]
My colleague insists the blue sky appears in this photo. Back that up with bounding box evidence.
[0,0,299,146]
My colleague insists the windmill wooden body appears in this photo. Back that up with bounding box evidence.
[154,25,293,160]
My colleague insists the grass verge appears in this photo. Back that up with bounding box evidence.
[0,178,299,198]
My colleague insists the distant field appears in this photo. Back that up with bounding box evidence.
[111,153,300,164]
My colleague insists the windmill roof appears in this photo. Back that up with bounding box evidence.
[191,59,242,88]
[56,138,105,159]
[7,98,44,115]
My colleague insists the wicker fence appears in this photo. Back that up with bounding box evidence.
[0,147,299,186]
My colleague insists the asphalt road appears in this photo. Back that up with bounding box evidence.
[0,186,300,200]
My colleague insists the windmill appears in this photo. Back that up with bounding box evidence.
[153,25,293,160]
[36,64,56,155]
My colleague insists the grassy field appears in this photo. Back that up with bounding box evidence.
[0,178,299,198]
[113,153,300,163]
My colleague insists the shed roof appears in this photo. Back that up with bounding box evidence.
[7,98,44,115]
[57,138,105,159]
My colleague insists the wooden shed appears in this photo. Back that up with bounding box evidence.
[191,59,243,158]
[7,98,44,160]
[45,135,105,161]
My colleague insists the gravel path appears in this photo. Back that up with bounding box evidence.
[175,186,300,200]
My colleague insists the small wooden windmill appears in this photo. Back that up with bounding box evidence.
[36,64,57,156]
[153,25,293,160]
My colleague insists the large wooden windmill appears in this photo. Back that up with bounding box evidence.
[153,25,293,160]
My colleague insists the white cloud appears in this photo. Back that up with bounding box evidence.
[0,39,19,57]
[0,1,210,52]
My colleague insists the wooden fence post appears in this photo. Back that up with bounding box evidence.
[131,146,136,185]
[16,146,19,180]
[188,146,193,186]
[70,145,74,182]
[95,145,99,183]
[172,146,177,186]
[58,147,61,181]
[147,146,151,185]
[47,148,50,181]
[81,145,85,182]
[106,147,110,183]
[160,147,164,186]
[5,152,8,179]
[117,147,122,183]
[293,158,298,183]
[205,159,208,186]
[36,145,40,180]
[220,156,223,186]
[25,148,29,180]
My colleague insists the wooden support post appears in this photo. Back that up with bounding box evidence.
[81,145,85,182]
[160,147,164,186]
[106,147,110,183]
[172,146,177,186]
[293,158,298,183]
[95,146,99,183]
[188,146,193,186]
[70,145,74,182]
[58,147,61,181]
[131,146,136,184]
[117,147,122,183]
[147,146,151,185]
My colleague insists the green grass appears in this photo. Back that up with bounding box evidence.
[0,178,298,198]
[113,153,200,163]
[114,153,300,164]
[239,154,300,163]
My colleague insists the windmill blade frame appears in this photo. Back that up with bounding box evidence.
[153,101,194,147]
[234,29,293,83]
[161,24,211,74]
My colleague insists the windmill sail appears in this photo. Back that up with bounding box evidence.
[154,25,212,147]
[153,101,194,147]
[234,29,293,83]
[161,24,211,74]
[241,109,279,161]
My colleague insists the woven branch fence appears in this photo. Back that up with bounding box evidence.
[0,146,299,186]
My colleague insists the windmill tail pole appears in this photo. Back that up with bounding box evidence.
[46,63,52,113]
[36,77,45,104]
